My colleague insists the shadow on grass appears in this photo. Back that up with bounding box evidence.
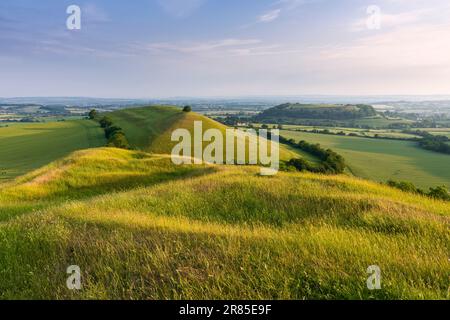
[0,166,217,222]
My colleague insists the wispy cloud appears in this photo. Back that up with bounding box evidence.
[258,9,281,23]
[146,39,262,55]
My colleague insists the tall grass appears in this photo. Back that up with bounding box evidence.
[0,148,448,299]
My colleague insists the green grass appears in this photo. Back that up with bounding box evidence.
[0,147,448,299]
[1,107,448,300]
[280,130,450,189]
[107,106,301,161]
[0,120,105,180]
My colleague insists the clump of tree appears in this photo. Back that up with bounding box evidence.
[88,109,98,120]
[402,130,450,155]
[256,103,377,122]
[279,136,346,174]
[418,135,450,154]
[98,116,130,149]
[183,106,192,112]
[387,180,450,201]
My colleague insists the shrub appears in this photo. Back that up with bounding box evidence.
[428,186,450,201]
[183,106,192,112]
[88,109,98,120]
[107,132,130,149]
[99,117,113,128]
[104,125,123,139]
[287,158,313,172]
[387,180,422,194]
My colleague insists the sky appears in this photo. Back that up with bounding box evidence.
[0,0,450,98]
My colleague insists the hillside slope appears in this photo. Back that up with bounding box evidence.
[0,148,448,299]
[107,106,300,161]
[0,120,105,180]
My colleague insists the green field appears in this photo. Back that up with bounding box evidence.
[280,130,450,189]
[0,120,105,180]
[421,128,450,139]
[0,147,448,299]
[252,123,421,140]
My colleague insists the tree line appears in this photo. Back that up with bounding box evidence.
[402,130,450,155]
[88,110,130,149]
[279,136,346,174]
[387,180,450,202]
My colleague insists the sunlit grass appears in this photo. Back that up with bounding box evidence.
[0,147,448,299]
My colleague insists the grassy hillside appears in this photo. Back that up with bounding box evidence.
[0,120,105,180]
[281,130,450,189]
[0,147,448,299]
[108,106,300,161]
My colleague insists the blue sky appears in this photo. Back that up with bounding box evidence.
[1,0,449,97]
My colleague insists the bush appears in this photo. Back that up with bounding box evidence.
[104,125,123,139]
[99,117,113,128]
[107,132,130,149]
[183,106,192,112]
[428,186,450,201]
[88,109,98,120]
[95,115,130,150]
[387,180,422,194]
[287,158,314,172]
[387,180,449,201]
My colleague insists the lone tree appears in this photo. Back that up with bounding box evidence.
[88,109,98,120]
[183,106,192,112]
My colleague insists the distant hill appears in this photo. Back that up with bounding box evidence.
[107,105,301,161]
[256,103,377,124]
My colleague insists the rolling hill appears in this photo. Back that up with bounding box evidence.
[0,106,449,300]
[107,106,301,161]
[0,147,448,299]
[256,103,377,123]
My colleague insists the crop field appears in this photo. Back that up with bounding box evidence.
[420,128,450,139]
[0,120,105,180]
[0,147,448,299]
[280,130,450,189]
[252,123,421,139]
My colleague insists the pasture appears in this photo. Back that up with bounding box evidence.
[280,130,450,189]
[0,120,105,180]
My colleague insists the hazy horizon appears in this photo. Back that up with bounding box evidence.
[1,0,450,97]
